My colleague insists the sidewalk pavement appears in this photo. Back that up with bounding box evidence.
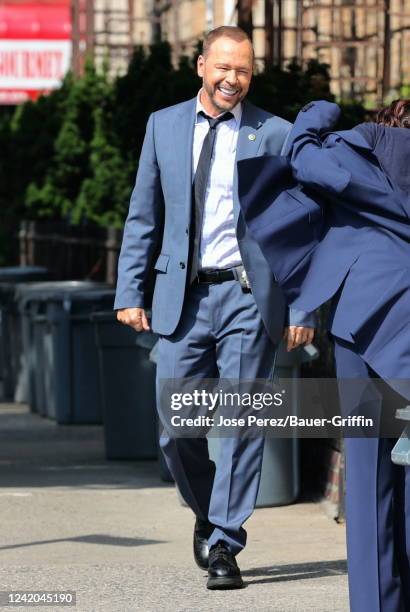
[0,404,348,612]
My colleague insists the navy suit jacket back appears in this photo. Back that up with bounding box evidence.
[238,101,410,390]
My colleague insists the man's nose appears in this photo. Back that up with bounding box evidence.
[225,71,238,86]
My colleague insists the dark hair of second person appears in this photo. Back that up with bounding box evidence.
[375,99,410,128]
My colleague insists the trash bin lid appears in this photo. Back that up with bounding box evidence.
[0,266,48,282]
[46,288,115,303]
[44,288,116,314]
[16,281,110,305]
[0,266,49,301]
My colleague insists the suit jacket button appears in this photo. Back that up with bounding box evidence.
[179,262,186,269]
[185,228,189,235]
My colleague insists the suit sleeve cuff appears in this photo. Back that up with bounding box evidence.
[288,308,316,328]
[113,294,145,310]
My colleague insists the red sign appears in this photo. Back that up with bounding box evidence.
[0,1,71,104]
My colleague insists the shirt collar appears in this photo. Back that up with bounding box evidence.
[195,89,242,125]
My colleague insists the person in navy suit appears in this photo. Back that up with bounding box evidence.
[114,26,314,590]
[238,99,410,611]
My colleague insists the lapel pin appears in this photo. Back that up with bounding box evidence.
[248,133,256,141]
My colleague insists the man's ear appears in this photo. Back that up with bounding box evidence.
[197,55,205,78]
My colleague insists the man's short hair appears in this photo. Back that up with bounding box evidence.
[202,26,253,57]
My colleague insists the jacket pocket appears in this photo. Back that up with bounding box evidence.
[154,253,170,273]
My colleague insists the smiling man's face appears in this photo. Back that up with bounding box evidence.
[197,36,254,117]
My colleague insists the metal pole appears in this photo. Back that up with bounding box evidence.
[105,228,121,285]
[264,0,274,66]
[172,0,181,57]
[237,0,253,40]
[18,221,28,266]
[296,0,303,62]
[382,0,391,100]
[152,0,162,42]
[128,0,135,60]
[71,0,81,75]
[86,0,95,59]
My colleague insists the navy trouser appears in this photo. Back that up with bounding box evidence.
[156,279,277,555]
[334,338,410,612]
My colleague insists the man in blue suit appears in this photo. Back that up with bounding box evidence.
[115,25,314,590]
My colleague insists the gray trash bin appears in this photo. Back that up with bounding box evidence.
[207,342,319,507]
[92,311,158,460]
[44,287,115,423]
[16,282,112,421]
[0,266,48,400]
[16,281,108,412]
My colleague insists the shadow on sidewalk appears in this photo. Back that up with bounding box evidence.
[0,404,170,490]
[243,559,347,584]
[0,533,166,552]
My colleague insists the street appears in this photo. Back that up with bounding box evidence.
[0,404,348,611]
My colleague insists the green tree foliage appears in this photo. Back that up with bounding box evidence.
[26,60,113,221]
[2,43,367,234]
[76,107,132,227]
[112,43,198,162]
[7,84,67,214]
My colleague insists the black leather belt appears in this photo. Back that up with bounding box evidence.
[195,269,235,284]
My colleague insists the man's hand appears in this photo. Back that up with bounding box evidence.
[117,307,150,332]
[283,326,315,352]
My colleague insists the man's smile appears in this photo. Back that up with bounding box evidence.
[217,85,239,98]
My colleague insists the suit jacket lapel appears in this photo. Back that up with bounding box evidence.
[173,98,196,223]
[236,100,265,161]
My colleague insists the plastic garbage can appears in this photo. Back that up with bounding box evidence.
[16,282,111,420]
[207,342,319,507]
[16,281,108,412]
[0,266,48,400]
[92,311,158,460]
[44,287,115,423]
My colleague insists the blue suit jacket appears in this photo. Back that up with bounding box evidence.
[238,100,410,386]
[114,97,314,343]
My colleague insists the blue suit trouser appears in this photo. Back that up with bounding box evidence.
[156,279,276,555]
[334,338,410,612]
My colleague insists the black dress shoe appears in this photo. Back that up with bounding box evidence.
[193,518,213,570]
[207,541,244,590]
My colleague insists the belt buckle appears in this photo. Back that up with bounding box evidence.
[235,266,251,290]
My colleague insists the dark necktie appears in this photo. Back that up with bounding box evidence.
[189,111,234,284]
